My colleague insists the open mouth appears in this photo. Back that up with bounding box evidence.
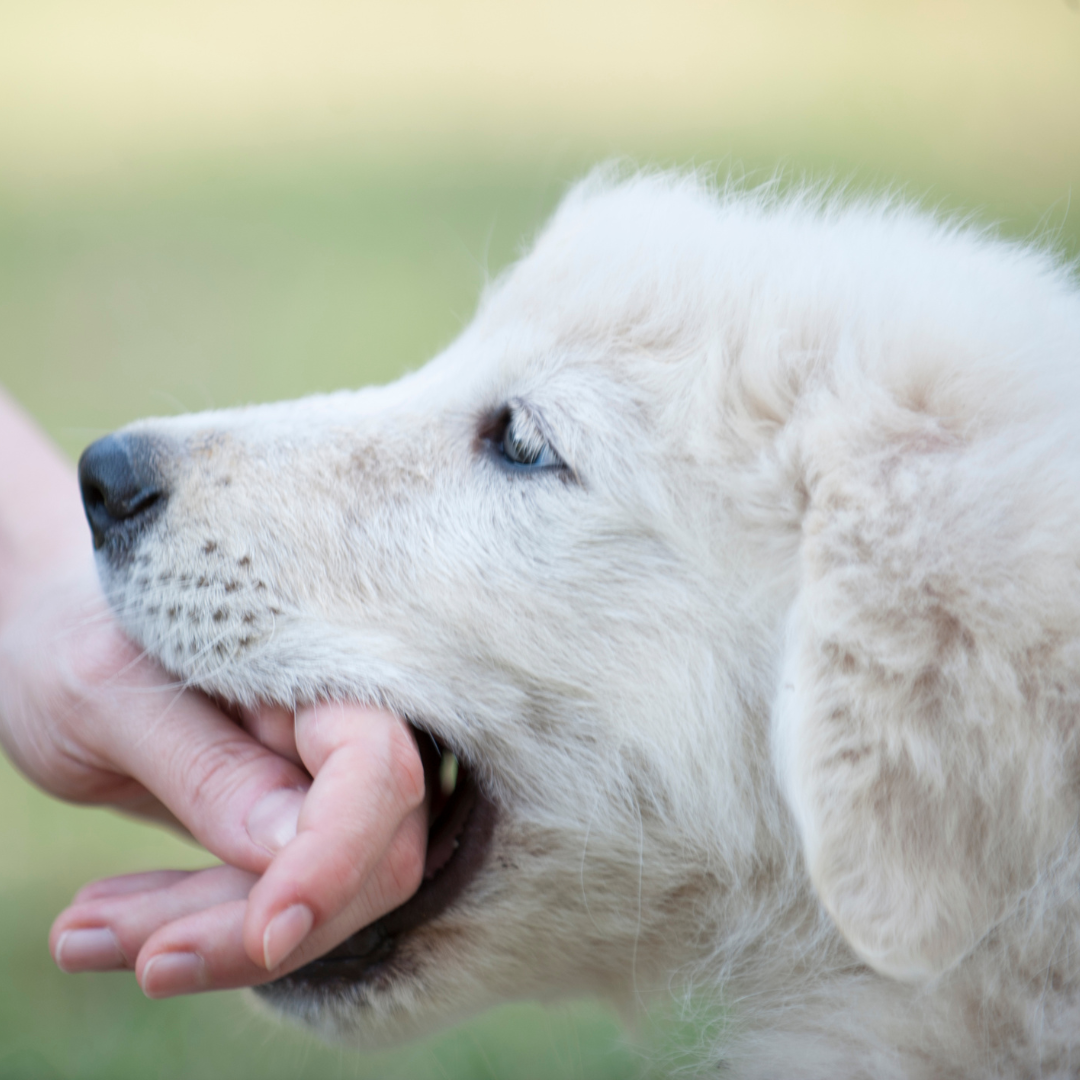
[260,726,496,992]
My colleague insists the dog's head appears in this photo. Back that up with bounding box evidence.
[79,171,1080,1042]
[78,171,786,1039]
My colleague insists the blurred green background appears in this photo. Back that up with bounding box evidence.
[1,2,1078,1077]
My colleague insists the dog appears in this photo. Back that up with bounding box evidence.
[77,169,1080,1078]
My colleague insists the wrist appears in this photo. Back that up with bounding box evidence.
[0,552,92,637]
[0,546,118,798]
[0,391,93,625]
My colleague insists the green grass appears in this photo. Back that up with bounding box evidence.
[0,11,1079,1070]
[0,163,566,459]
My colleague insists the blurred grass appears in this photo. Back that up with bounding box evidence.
[1,1,1079,1077]
[0,164,565,458]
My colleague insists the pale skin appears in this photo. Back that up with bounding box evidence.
[0,389,428,997]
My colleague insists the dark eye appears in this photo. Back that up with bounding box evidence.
[495,408,564,470]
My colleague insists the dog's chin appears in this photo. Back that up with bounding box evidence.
[253,723,498,1027]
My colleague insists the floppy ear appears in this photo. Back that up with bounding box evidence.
[773,424,1066,982]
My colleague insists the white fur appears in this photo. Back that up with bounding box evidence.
[99,169,1080,1077]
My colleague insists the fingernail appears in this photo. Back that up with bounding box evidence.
[246,787,305,854]
[55,928,126,972]
[141,952,208,998]
[262,904,314,970]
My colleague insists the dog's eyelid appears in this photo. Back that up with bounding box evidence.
[504,397,545,436]
[478,399,573,478]
[506,400,550,447]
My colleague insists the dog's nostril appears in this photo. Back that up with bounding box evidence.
[78,433,167,551]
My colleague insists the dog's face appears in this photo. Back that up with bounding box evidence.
[82,174,789,1040]
[81,172,1080,1061]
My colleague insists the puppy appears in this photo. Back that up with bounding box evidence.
[79,170,1080,1078]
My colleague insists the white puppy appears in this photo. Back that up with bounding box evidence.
[80,170,1080,1078]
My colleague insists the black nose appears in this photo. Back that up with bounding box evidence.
[78,434,167,551]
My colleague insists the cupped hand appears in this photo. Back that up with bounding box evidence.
[47,700,429,996]
[0,393,427,997]
[0,564,428,995]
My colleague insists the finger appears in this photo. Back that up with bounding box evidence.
[74,627,313,874]
[237,703,302,765]
[53,811,426,994]
[242,702,428,971]
[138,900,254,996]
[134,823,427,997]
[72,869,193,905]
[51,865,257,974]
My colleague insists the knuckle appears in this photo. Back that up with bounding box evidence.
[70,882,106,906]
[174,737,254,816]
[293,705,335,769]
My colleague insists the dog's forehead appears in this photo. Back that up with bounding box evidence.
[474,176,723,354]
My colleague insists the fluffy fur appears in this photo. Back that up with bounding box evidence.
[97,170,1080,1077]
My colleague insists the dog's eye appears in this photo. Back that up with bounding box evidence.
[497,409,563,470]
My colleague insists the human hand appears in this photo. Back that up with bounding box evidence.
[0,390,428,996]
[46,698,429,996]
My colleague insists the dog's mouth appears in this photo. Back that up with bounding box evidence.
[260,725,496,993]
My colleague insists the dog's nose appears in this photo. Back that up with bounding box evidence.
[78,433,167,551]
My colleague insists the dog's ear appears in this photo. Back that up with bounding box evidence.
[772,423,1068,982]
